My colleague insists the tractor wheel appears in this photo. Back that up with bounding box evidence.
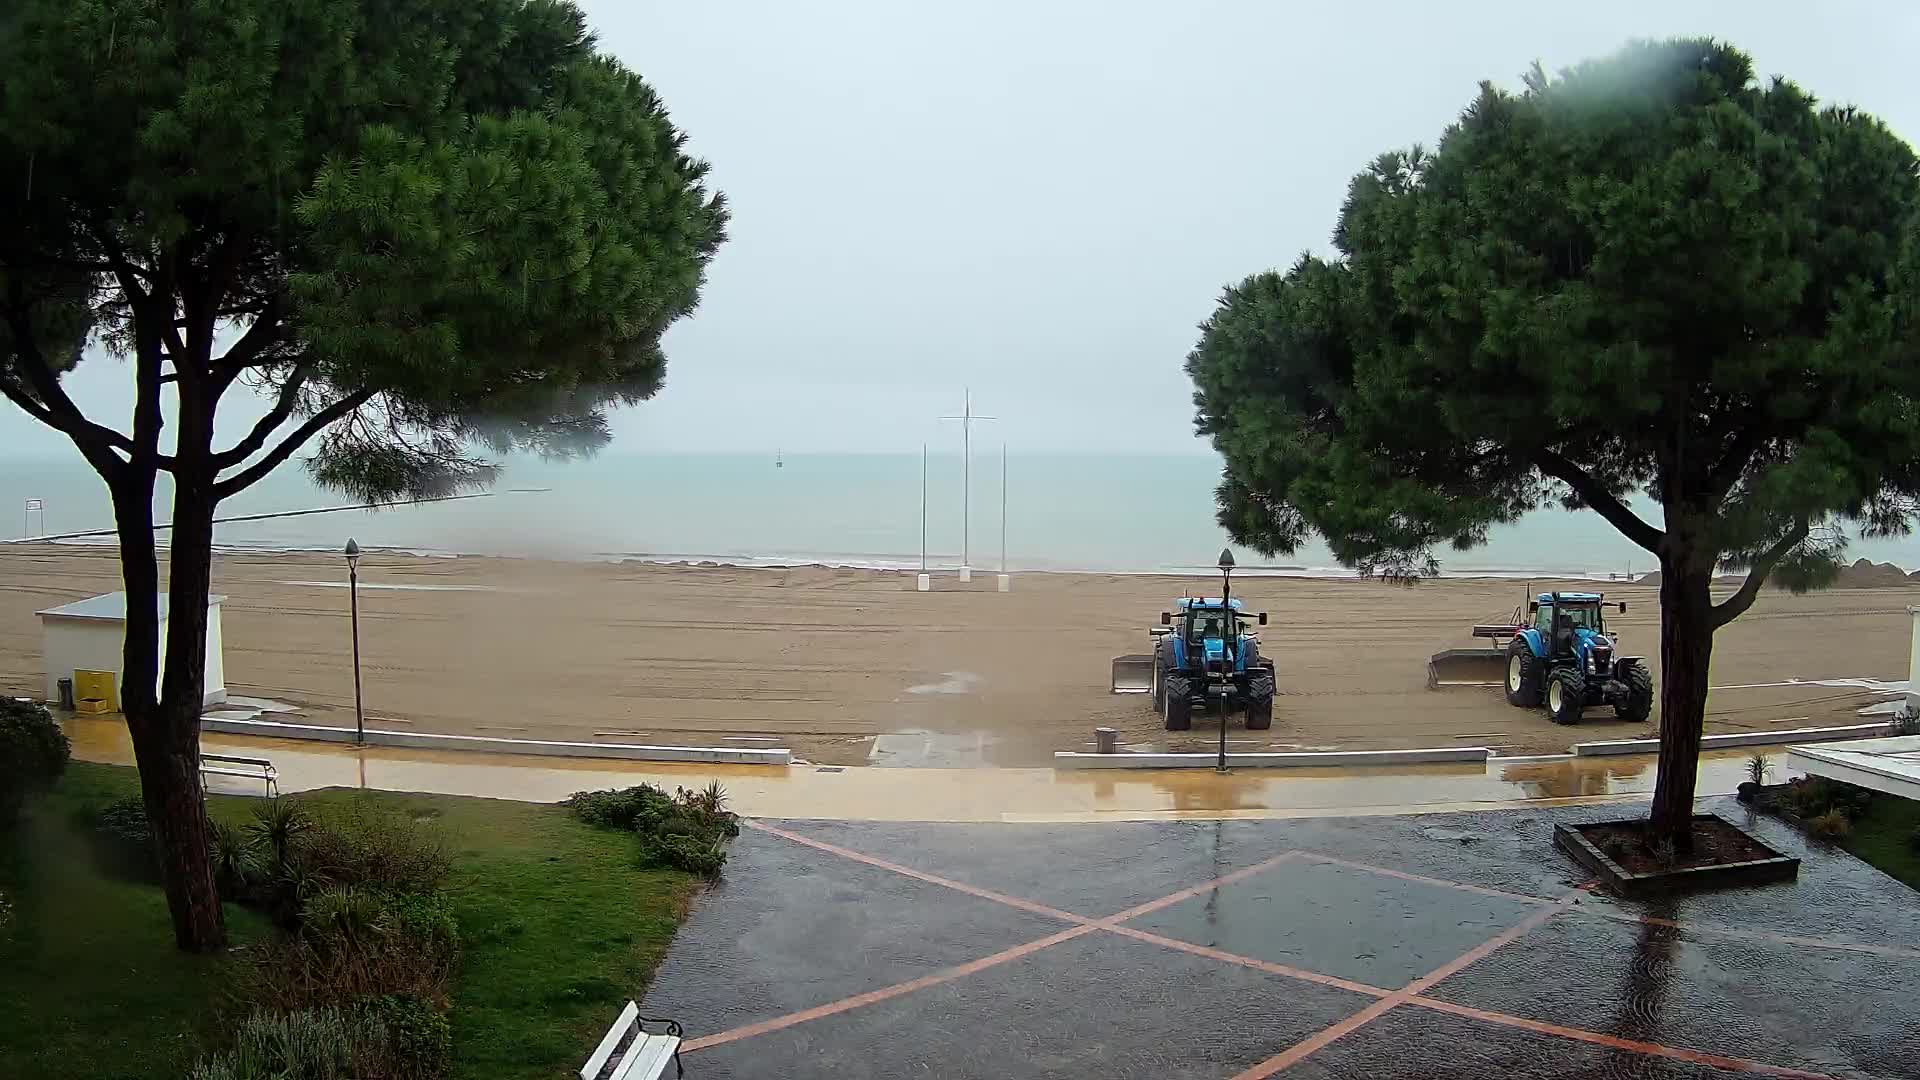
[1615,662,1653,722]
[1163,673,1192,731]
[1245,670,1275,731]
[1547,667,1586,725]
[1505,640,1542,707]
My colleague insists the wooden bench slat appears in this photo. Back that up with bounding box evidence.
[613,1034,679,1080]
[579,1000,640,1080]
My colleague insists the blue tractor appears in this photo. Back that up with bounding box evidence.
[1503,592,1653,725]
[1113,598,1275,731]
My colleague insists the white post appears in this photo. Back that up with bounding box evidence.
[960,389,972,582]
[1907,606,1920,717]
[996,443,1010,592]
[941,389,994,585]
[917,444,931,591]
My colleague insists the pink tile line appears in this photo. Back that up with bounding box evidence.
[1228,900,1573,1079]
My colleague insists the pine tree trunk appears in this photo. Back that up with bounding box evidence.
[1648,553,1715,852]
[109,471,225,951]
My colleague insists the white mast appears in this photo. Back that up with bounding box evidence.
[940,388,995,581]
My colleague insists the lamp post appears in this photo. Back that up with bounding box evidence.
[344,538,365,746]
[1216,547,1234,774]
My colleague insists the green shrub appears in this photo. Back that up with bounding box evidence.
[191,1000,448,1080]
[211,821,268,901]
[563,784,675,830]
[0,698,70,824]
[190,1007,372,1080]
[1908,825,1920,856]
[85,795,159,881]
[244,888,461,1012]
[294,806,449,895]
[1808,809,1853,843]
[640,831,728,876]
[249,799,316,869]
[362,992,450,1079]
[567,781,740,876]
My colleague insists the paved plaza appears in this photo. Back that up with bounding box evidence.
[642,798,1919,1079]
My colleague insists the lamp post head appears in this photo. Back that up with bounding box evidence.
[344,538,361,568]
[1217,548,1235,573]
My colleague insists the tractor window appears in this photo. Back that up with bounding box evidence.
[1563,606,1599,630]
[1533,605,1552,634]
[1189,612,1227,641]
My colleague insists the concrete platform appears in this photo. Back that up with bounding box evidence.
[642,799,1919,1079]
[1788,734,1920,800]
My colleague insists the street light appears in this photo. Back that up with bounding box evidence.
[344,538,365,746]
[1216,548,1235,773]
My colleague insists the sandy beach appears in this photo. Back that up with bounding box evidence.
[1,545,1911,765]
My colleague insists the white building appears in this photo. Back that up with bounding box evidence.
[36,591,227,709]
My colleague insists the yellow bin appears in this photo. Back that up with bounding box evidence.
[73,669,119,713]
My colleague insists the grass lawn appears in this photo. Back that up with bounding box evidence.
[1844,791,1920,890]
[0,763,701,1080]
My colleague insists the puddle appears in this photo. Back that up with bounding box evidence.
[906,672,981,696]
[868,729,995,767]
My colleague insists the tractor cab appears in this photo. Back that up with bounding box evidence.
[1531,593,1611,659]
[1167,598,1264,669]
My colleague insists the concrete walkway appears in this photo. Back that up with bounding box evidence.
[643,802,1918,1078]
[65,716,1786,822]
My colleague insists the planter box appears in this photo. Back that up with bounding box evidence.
[1554,814,1800,896]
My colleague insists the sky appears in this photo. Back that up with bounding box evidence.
[4,0,1918,459]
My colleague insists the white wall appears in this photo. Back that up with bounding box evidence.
[40,618,125,705]
[40,601,228,707]
[204,604,226,704]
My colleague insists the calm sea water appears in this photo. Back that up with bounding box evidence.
[3,452,1917,576]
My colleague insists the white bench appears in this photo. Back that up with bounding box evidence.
[580,1001,683,1080]
[199,753,278,799]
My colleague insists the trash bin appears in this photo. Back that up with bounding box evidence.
[1094,726,1118,754]
[57,677,75,711]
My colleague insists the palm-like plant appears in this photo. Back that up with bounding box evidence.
[248,800,315,870]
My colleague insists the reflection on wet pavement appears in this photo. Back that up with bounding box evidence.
[61,716,1797,823]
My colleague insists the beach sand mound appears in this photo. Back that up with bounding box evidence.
[1834,558,1916,587]
[1637,559,1915,590]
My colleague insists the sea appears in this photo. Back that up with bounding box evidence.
[4,452,1918,578]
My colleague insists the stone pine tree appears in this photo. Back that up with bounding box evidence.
[1187,39,1920,848]
[0,0,728,949]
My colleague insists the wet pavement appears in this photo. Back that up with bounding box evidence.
[642,798,1919,1079]
[65,717,1801,822]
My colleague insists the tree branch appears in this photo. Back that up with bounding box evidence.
[1706,423,1768,501]
[213,388,375,499]
[1533,448,1665,554]
[212,362,312,468]
[1,307,140,467]
[1711,519,1812,629]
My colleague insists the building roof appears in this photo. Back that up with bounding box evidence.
[36,591,226,622]
[1786,735,1920,801]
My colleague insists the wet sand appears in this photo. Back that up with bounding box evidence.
[2,545,1911,765]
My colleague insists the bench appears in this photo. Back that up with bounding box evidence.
[580,1001,683,1080]
[199,753,278,799]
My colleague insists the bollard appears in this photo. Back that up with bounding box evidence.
[1094,726,1118,754]
[916,573,931,592]
[996,573,1011,593]
[959,566,973,583]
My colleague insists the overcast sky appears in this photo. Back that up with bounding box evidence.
[5,0,1918,459]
